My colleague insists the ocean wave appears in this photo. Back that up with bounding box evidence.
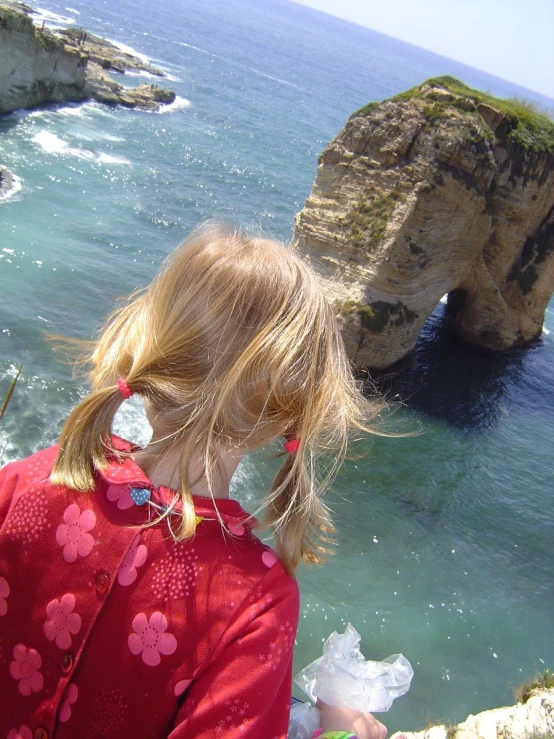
[32,131,131,165]
[32,7,75,26]
[97,152,132,165]
[26,102,106,121]
[247,67,301,89]
[112,396,152,448]
[125,70,160,80]
[0,171,23,203]
[106,38,150,65]
[65,7,80,14]
[155,96,191,114]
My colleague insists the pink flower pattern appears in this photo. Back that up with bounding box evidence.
[10,644,44,696]
[262,549,278,568]
[128,612,177,666]
[7,727,32,739]
[44,593,82,649]
[59,682,78,722]
[56,504,96,563]
[0,576,9,616]
[106,484,134,510]
[118,534,147,586]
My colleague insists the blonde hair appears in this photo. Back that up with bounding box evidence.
[51,223,384,573]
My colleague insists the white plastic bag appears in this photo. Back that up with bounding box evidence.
[294,623,414,713]
[288,701,321,739]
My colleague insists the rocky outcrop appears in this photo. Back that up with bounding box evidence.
[292,77,554,369]
[0,1,175,113]
[0,165,15,197]
[391,688,554,739]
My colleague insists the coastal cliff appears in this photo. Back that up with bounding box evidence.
[292,77,554,369]
[391,687,554,739]
[0,1,175,113]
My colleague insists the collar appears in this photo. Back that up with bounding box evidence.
[97,436,257,528]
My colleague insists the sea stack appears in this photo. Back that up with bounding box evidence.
[292,76,554,369]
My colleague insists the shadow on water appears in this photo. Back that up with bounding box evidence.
[369,303,540,431]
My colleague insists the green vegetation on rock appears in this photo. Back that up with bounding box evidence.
[344,184,406,252]
[515,669,554,703]
[358,75,554,154]
[335,298,417,334]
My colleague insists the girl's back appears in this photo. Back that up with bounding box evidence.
[0,224,379,738]
[0,438,297,737]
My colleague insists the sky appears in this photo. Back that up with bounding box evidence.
[292,0,554,99]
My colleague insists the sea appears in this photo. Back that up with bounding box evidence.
[0,0,553,732]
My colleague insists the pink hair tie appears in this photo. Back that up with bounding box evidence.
[283,438,301,454]
[117,378,134,400]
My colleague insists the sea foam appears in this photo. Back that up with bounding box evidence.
[32,131,131,165]
[0,172,23,203]
[155,96,191,114]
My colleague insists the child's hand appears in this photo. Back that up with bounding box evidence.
[317,700,402,739]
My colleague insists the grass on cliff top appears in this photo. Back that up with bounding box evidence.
[514,668,554,703]
[358,75,554,153]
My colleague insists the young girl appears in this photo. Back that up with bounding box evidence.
[0,224,389,739]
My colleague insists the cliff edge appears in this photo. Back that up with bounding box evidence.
[292,77,554,369]
[0,1,175,114]
[391,687,554,739]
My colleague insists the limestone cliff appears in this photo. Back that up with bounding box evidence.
[0,1,175,114]
[292,77,554,369]
[391,688,554,739]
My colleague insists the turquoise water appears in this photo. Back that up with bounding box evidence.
[1,0,553,732]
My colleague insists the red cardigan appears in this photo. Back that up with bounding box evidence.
[0,438,299,738]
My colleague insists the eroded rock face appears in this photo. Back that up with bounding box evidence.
[292,80,554,369]
[0,2,175,114]
[0,6,87,112]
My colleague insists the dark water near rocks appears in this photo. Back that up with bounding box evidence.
[1,0,553,731]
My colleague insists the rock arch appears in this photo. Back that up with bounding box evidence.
[292,78,554,369]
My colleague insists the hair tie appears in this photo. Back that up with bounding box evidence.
[117,377,134,400]
[283,438,301,454]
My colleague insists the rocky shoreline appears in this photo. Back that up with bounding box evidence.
[0,0,176,113]
[391,688,554,739]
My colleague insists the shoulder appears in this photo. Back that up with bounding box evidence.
[0,444,59,485]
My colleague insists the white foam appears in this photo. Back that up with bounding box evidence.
[32,7,74,26]
[106,38,150,65]
[97,152,131,165]
[65,7,80,14]
[543,327,551,335]
[125,70,159,80]
[0,172,23,203]
[32,131,131,165]
[112,396,152,448]
[176,41,218,58]
[27,102,97,120]
[155,96,191,114]
[247,67,301,89]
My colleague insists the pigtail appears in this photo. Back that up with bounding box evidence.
[265,445,335,575]
[51,385,126,491]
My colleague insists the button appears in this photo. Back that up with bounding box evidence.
[130,486,151,506]
[61,652,73,673]
[34,728,49,739]
[95,570,110,594]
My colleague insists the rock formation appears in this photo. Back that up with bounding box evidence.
[0,1,176,114]
[292,77,554,369]
[391,688,554,739]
